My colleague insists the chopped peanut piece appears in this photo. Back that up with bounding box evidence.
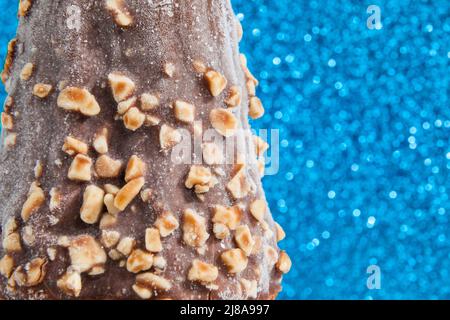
[221,249,248,274]
[193,60,207,73]
[204,70,227,97]
[62,136,88,156]
[105,0,133,27]
[125,155,146,182]
[145,228,162,253]
[104,184,120,195]
[140,93,159,111]
[240,279,258,299]
[275,222,286,242]
[68,154,92,181]
[25,257,47,286]
[224,86,242,108]
[250,199,266,223]
[80,185,105,224]
[154,211,179,237]
[20,62,33,80]
[116,237,136,257]
[68,235,107,274]
[240,54,259,85]
[127,249,153,273]
[21,182,45,222]
[132,284,152,299]
[212,205,242,230]
[49,187,61,211]
[265,246,279,266]
[174,100,195,123]
[1,39,16,83]
[123,107,145,131]
[145,115,161,126]
[153,255,167,270]
[95,155,122,178]
[0,255,14,278]
[182,209,209,248]
[114,177,145,211]
[249,97,265,119]
[213,223,230,240]
[34,160,43,179]
[163,62,176,78]
[108,72,135,102]
[1,112,13,130]
[136,272,172,291]
[57,87,100,116]
[202,143,224,165]
[18,0,32,17]
[188,259,218,283]
[210,108,238,137]
[117,96,137,115]
[276,251,292,274]
[3,225,21,252]
[93,128,108,154]
[99,213,117,229]
[104,193,121,215]
[253,135,269,157]
[22,225,35,246]
[33,83,52,98]
[235,225,255,256]
[57,270,82,297]
[159,124,181,149]
[226,164,251,199]
[185,165,212,192]
[246,79,256,96]
[100,230,121,248]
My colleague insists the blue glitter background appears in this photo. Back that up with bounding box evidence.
[1,1,449,299]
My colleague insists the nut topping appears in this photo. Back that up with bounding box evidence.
[25,257,47,286]
[154,211,179,237]
[188,259,218,283]
[136,272,172,291]
[221,249,248,274]
[93,128,108,154]
[140,93,159,111]
[183,209,209,248]
[193,60,207,73]
[114,177,145,211]
[57,270,82,297]
[145,228,162,253]
[0,255,14,278]
[62,136,88,156]
[226,164,251,199]
[250,199,267,223]
[235,225,255,256]
[1,112,13,130]
[204,70,227,97]
[108,72,135,102]
[100,230,121,248]
[104,184,120,195]
[212,205,242,231]
[276,250,292,274]
[57,87,100,116]
[116,237,136,257]
[159,124,182,150]
[33,83,52,98]
[80,185,105,224]
[2,219,21,252]
[163,62,176,78]
[68,154,92,182]
[117,96,137,115]
[275,222,286,242]
[240,279,258,299]
[104,193,121,215]
[264,246,279,266]
[213,223,230,240]
[174,100,195,123]
[253,135,269,157]
[20,62,34,81]
[127,249,153,273]
[125,155,146,182]
[49,187,62,211]
[100,213,118,229]
[123,107,145,131]
[21,182,45,222]
[68,235,107,274]
[105,0,133,27]
[249,97,265,119]
[95,155,122,178]
[132,284,152,299]
[210,108,238,137]
[185,165,212,192]
[202,143,224,165]
[224,86,242,108]
[18,0,32,17]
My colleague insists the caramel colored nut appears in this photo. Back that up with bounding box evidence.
[69,235,107,274]
[163,62,176,78]
[1,39,16,83]
[154,211,179,237]
[114,177,145,211]
[145,115,161,126]
[104,184,120,195]
[34,160,43,178]
[0,255,14,278]
[2,219,21,252]
[105,0,133,27]
[227,164,251,199]
[240,279,257,299]
[204,70,227,97]
[153,255,167,270]
[99,213,117,229]
[202,143,224,165]
[174,100,195,123]
[136,272,172,291]
[240,54,259,85]
[212,205,242,231]
[33,83,52,98]
[145,228,162,253]
[21,182,45,222]
[68,154,92,181]
[159,124,182,150]
[275,222,286,242]
[49,187,61,211]
[188,259,218,283]
[62,136,88,156]
[224,86,242,108]
[276,250,292,274]
[182,209,209,248]
[246,79,256,96]
[265,246,279,266]
[1,112,13,130]
[132,284,152,299]
[20,62,33,81]
[253,135,269,157]
[213,223,230,240]
[221,249,248,274]
[80,185,105,224]
[25,257,47,286]
[18,0,32,17]
[140,93,159,111]
[235,225,255,256]
[95,155,122,178]
[22,225,35,246]
[249,97,265,119]
[108,72,135,102]
[100,230,121,249]
[104,193,121,215]
[127,249,153,273]
[250,199,266,223]
[125,155,146,182]
[93,128,108,154]
[57,87,100,116]
[117,96,137,115]
[123,107,145,131]
[116,237,136,257]
[210,108,238,137]
[193,60,207,73]
[57,270,82,297]
[185,165,212,190]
